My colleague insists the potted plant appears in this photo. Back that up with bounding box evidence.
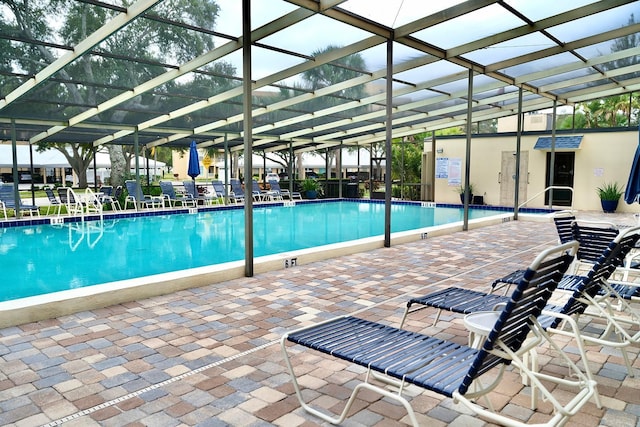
[301,178,322,199]
[456,183,475,204]
[596,182,624,213]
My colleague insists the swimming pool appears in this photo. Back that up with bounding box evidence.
[0,200,552,327]
[0,201,511,302]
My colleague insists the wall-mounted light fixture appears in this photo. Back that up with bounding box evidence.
[436,148,444,154]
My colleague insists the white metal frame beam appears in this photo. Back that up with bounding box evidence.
[0,0,162,111]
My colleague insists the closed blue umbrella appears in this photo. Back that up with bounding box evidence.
[187,140,200,182]
[624,127,640,204]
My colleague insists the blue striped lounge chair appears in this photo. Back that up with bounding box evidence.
[282,241,597,427]
[0,183,40,217]
[229,179,246,204]
[160,181,196,208]
[211,180,228,204]
[268,179,301,200]
[124,180,162,210]
[400,225,640,382]
[491,219,640,305]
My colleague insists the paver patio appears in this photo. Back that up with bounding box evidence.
[1,211,639,426]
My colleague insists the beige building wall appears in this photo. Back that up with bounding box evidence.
[497,113,551,132]
[430,128,638,213]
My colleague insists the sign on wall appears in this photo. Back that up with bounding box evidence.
[448,158,462,186]
[436,157,462,186]
[436,157,449,178]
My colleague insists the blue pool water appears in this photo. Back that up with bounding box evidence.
[0,201,505,301]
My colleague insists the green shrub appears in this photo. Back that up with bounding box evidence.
[596,182,623,201]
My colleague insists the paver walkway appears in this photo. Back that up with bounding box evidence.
[1,211,639,426]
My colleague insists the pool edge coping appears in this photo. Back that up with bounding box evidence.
[0,209,551,328]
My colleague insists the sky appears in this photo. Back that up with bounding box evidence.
[208,0,618,96]
[209,1,478,84]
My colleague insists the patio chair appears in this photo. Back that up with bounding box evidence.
[546,211,619,275]
[401,226,640,381]
[282,241,596,427]
[44,187,62,216]
[546,211,618,273]
[402,225,639,326]
[552,210,576,244]
[124,180,162,210]
[98,185,113,198]
[160,181,196,208]
[0,183,40,217]
[229,178,246,204]
[183,180,216,206]
[211,180,229,204]
[57,186,74,215]
[101,185,122,211]
[251,179,269,201]
[268,179,301,200]
[539,218,640,304]
[491,219,620,295]
[543,227,640,377]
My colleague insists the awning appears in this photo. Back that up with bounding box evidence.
[534,136,583,151]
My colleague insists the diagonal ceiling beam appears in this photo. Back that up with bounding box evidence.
[88,7,318,147]
[142,35,384,148]
[0,0,162,111]
[179,54,438,142]
[488,22,640,73]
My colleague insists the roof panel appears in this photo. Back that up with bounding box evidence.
[462,32,555,65]
[215,0,296,35]
[411,3,524,49]
[502,52,578,78]
[339,0,448,28]
[504,0,601,21]
[548,3,639,41]
[0,0,638,149]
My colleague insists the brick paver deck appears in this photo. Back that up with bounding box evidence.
[1,211,639,426]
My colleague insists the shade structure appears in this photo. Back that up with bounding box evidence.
[187,140,200,180]
[624,127,640,204]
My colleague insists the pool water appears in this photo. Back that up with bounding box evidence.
[0,201,501,301]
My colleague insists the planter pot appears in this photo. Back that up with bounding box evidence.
[460,194,474,204]
[600,199,618,213]
[305,190,318,199]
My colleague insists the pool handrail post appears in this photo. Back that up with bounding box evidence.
[516,186,575,214]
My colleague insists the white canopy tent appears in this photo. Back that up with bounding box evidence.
[0,144,165,185]
[0,145,165,169]
[0,144,68,168]
[220,150,380,172]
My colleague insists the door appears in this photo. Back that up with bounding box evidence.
[544,152,574,206]
[500,151,528,206]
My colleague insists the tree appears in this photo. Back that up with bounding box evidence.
[389,137,421,198]
[0,0,234,187]
[391,137,422,184]
[300,45,369,178]
[567,14,640,130]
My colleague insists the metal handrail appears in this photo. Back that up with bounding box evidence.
[516,185,574,213]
